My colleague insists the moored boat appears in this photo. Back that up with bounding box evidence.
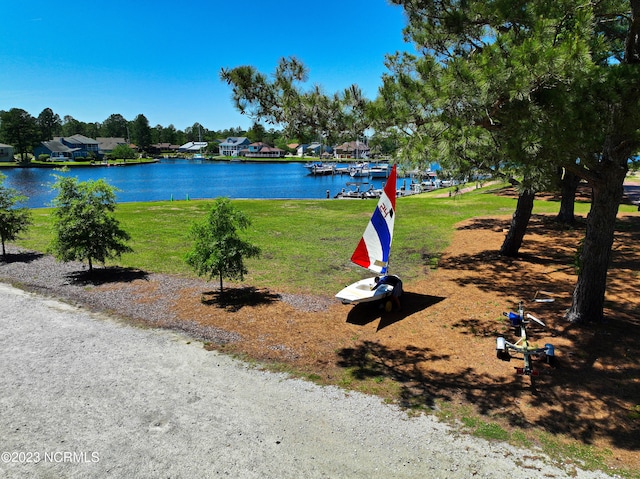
[369,162,390,178]
[305,162,335,175]
[349,162,370,177]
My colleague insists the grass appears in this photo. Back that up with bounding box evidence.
[434,400,640,477]
[0,158,159,168]
[15,182,611,295]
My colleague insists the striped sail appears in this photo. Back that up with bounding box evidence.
[350,164,397,274]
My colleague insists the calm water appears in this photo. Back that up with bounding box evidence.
[1,159,406,208]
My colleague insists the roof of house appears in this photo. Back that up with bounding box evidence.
[97,137,127,151]
[0,143,13,148]
[178,141,208,151]
[41,140,79,153]
[259,146,284,152]
[304,142,332,152]
[335,140,370,151]
[219,137,250,147]
[57,134,99,145]
[247,142,284,152]
[150,143,180,150]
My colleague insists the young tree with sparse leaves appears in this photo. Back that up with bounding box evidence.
[185,198,260,296]
[0,173,32,260]
[49,175,132,272]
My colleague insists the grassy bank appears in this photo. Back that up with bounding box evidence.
[13,183,611,295]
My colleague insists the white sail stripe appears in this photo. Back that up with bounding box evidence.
[362,226,386,273]
[361,195,395,274]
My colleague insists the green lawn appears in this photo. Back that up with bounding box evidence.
[15,183,615,295]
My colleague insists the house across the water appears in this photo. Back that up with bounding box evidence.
[0,143,14,162]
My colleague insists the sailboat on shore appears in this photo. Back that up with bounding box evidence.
[335,164,398,305]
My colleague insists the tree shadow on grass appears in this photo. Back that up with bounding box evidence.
[65,266,149,286]
[495,184,595,204]
[200,286,281,312]
[346,292,445,331]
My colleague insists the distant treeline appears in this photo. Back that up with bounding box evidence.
[0,107,305,157]
[0,107,398,160]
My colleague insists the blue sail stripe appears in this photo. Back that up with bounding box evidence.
[370,206,392,264]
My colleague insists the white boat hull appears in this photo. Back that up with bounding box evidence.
[335,277,393,304]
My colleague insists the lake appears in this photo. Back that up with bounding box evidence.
[1,159,413,208]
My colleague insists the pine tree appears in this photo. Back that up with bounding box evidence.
[185,198,260,296]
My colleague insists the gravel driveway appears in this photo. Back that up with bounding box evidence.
[0,282,612,479]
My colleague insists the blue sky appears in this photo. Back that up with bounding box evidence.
[1,0,409,132]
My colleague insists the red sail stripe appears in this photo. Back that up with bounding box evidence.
[351,237,371,269]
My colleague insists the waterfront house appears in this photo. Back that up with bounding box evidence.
[35,134,100,160]
[334,140,370,159]
[308,142,333,157]
[296,143,333,158]
[34,139,78,160]
[295,144,309,157]
[97,137,128,156]
[148,143,181,155]
[219,137,251,157]
[61,134,99,158]
[244,142,285,158]
[0,143,14,162]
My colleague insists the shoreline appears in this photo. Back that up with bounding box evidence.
[0,158,159,169]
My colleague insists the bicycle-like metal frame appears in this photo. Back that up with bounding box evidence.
[496,296,556,377]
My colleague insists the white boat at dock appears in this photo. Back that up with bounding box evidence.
[335,182,382,199]
[369,162,390,178]
[349,162,371,177]
[305,162,336,175]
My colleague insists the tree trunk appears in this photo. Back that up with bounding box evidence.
[555,169,581,225]
[565,154,628,322]
[565,0,640,322]
[499,188,535,257]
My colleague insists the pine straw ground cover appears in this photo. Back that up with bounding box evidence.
[78,203,640,475]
